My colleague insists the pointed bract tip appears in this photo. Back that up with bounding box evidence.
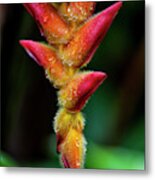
[19,39,31,48]
[19,40,45,66]
[103,1,122,17]
[20,40,38,64]
[91,72,107,82]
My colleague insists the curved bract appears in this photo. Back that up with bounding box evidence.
[20,2,122,168]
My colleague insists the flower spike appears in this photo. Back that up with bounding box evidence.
[59,72,107,112]
[59,1,122,68]
[20,2,122,168]
[24,3,70,44]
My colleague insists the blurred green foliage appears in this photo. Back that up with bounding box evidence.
[86,142,144,170]
[0,151,18,167]
[1,1,144,169]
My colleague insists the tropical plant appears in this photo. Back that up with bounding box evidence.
[20,1,122,168]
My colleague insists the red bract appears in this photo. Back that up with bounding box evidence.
[59,1,122,68]
[59,72,107,112]
[20,40,57,68]
[24,3,70,44]
[19,40,70,88]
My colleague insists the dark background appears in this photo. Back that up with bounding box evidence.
[1,1,145,169]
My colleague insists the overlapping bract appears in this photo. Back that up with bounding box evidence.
[20,2,122,168]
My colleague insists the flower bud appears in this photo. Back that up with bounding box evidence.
[54,108,84,153]
[61,128,86,168]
